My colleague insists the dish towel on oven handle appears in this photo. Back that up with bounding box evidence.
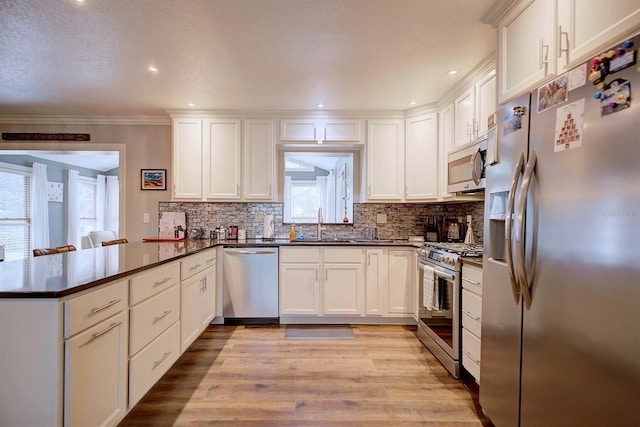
[422,264,436,310]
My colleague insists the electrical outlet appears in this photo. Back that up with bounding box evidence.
[255,211,262,221]
[143,213,150,223]
[376,213,387,224]
[467,215,472,223]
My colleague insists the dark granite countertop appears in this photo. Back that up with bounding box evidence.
[0,239,419,298]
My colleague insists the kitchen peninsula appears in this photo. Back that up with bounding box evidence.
[0,238,421,427]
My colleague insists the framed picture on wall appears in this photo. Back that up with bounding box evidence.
[141,169,167,190]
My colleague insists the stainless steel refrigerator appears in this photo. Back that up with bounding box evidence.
[481,34,640,426]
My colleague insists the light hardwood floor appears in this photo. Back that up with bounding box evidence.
[120,325,493,426]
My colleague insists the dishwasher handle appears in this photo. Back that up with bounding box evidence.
[225,249,277,255]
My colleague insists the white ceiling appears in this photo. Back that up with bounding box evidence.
[0,0,498,118]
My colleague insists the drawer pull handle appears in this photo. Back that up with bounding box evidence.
[463,350,480,365]
[462,310,481,322]
[189,263,202,271]
[153,310,172,323]
[462,277,481,286]
[90,299,121,314]
[206,257,216,263]
[153,277,172,287]
[90,321,122,341]
[153,351,172,369]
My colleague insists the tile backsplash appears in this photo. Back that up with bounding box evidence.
[159,201,485,243]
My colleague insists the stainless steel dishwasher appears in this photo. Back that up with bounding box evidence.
[223,247,279,323]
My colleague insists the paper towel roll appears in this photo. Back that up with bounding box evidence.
[263,215,275,239]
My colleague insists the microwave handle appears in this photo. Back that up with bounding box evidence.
[470,145,481,185]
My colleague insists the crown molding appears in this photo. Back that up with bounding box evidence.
[437,52,497,108]
[482,0,521,28]
[166,109,405,120]
[0,115,171,125]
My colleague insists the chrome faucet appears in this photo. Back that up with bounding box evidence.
[317,207,326,241]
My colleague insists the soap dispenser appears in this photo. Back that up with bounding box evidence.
[289,224,296,241]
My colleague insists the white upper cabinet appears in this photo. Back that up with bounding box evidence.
[172,118,203,199]
[497,0,557,104]
[280,118,363,144]
[243,119,275,200]
[203,119,242,200]
[475,69,497,139]
[454,86,476,147]
[438,102,455,200]
[405,113,438,201]
[557,0,640,71]
[454,68,496,147]
[366,119,405,200]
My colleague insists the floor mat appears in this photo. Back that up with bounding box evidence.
[284,326,355,340]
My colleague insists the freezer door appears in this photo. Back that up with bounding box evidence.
[520,36,640,426]
[480,93,531,427]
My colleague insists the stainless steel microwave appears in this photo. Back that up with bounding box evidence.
[447,137,487,193]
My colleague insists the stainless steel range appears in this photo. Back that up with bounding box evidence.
[416,242,482,377]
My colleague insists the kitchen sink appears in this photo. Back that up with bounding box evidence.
[289,239,352,244]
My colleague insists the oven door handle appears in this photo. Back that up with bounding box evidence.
[433,270,455,281]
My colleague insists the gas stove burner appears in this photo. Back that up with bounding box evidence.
[422,242,484,257]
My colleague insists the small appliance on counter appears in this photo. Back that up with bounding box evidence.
[424,216,440,242]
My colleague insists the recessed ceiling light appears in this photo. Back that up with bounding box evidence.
[316,103,324,108]
[409,101,417,105]
[187,102,195,107]
[447,70,458,75]
[148,66,158,73]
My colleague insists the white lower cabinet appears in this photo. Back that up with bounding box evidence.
[129,321,181,407]
[64,310,128,427]
[365,248,415,316]
[279,247,365,317]
[461,263,483,383]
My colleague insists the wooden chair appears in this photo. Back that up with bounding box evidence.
[33,245,77,257]
[102,238,128,246]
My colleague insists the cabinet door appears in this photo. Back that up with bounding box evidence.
[64,311,128,427]
[323,263,365,315]
[172,118,202,199]
[498,0,556,103]
[279,263,320,315]
[454,86,476,147]
[365,249,388,315]
[323,119,363,143]
[280,119,318,142]
[475,69,496,139]
[405,113,438,200]
[203,119,241,200]
[438,103,455,199]
[200,265,217,329]
[387,249,415,314]
[180,272,202,352]
[366,119,404,200]
[559,0,640,69]
[243,119,274,200]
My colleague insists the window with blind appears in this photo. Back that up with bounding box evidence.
[78,176,98,238]
[290,181,318,222]
[0,163,31,261]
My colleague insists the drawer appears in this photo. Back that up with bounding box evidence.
[129,284,180,356]
[462,328,481,382]
[181,249,216,280]
[130,262,180,305]
[462,289,482,338]
[129,321,180,408]
[64,280,128,338]
[280,247,321,263]
[323,248,364,263]
[462,264,482,295]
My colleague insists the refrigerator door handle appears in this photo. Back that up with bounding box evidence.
[506,151,525,304]
[516,149,537,309]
